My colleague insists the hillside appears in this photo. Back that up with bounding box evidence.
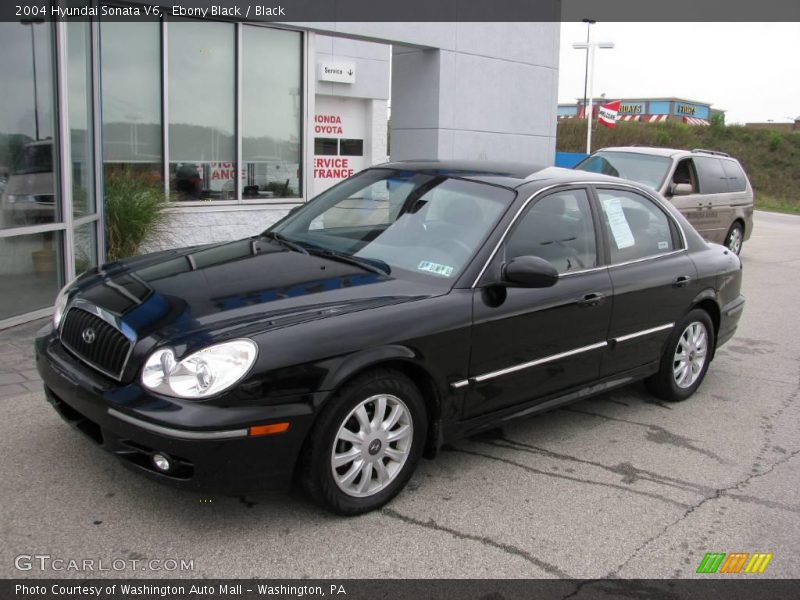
[557,119,800,213]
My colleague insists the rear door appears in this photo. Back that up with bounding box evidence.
[593,186,699,376]
[693,156,734,244]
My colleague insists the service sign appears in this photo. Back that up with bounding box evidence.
[318,61,356,84]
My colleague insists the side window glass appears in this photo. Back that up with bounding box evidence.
[694,156,728,194]
[598,189,675,264]
[671,159,698,193]
[721,159,747,192]
[505,189,597,274]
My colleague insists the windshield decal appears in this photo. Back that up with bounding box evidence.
[417,260,454,277]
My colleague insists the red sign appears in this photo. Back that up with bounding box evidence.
[314,114,344,135]
[314,157,353,179]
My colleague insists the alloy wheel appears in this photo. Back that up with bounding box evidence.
[330,394,413,498]
[727,226,743,255]
[673,321,708,388]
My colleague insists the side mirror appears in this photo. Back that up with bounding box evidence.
[670,182,693,196]
[502,256,559,288]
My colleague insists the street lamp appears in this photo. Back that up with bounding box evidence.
[572,40,615,154]
[580,19,596,122]
[20,18,45,141]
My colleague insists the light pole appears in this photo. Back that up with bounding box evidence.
[572,40,614,154]
[580,19,595,120]
[20,18,45,141]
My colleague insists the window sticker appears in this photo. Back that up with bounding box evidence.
[601,198,635,249]
[658,240,669,250]
[417,260,454,277]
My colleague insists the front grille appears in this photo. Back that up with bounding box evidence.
[60,307,132,379]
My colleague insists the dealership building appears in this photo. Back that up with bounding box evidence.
[558,97,725,125]
[0,15,559,327]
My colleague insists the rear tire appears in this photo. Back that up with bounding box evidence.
[725,222,744,255]
[645,309,715,402]
[299,369,427,515]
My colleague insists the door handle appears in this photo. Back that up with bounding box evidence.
[577,292,605,307]
[673,275,692,288]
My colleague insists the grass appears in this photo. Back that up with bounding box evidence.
[104,166,170,261]
[755,194,800,215]
[558,120,800,214]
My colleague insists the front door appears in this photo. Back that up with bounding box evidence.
[464,187,613,419]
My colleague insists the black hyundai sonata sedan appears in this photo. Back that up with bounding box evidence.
[36,161,745,514]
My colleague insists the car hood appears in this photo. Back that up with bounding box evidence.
[70,237,445,341]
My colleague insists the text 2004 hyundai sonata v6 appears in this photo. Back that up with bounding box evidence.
[36,161,745,514]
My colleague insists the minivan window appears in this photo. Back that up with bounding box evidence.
[576,151,672,191]
[694,156,728,194]
[720,159,747,192]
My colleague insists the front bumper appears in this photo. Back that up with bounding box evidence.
[35,325,321,494]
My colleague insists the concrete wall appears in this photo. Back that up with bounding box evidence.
[292,22,560,165]
[389,24,559,164]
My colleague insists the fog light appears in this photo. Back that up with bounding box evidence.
[152,453,172,472]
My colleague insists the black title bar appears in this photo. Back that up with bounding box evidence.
[4,0,800,22]
[5,579,800,600]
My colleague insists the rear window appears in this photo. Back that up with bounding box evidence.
[575,151,672,191]
[720,159,748,192]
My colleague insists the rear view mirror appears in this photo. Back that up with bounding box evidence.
[502,256,559,288]
[671,183,693,196]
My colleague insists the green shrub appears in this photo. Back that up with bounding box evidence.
[768,131,782,152]
[104,167,169,261]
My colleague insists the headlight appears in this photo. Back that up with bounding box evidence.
[53,279,77,329]
[141,339,258,399]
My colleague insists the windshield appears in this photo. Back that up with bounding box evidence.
[576,151,671,190]
[268,169,514,283]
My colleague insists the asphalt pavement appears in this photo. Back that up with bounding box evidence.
[1,210,798,580]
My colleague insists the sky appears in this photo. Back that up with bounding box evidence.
[558,22,800,124]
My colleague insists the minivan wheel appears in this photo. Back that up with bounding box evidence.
[300,369,427,515]
[725,222,744,255]
[645,309,715,402]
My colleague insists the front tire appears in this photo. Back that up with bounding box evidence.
[645,309,715,402]
[300,369,427,515]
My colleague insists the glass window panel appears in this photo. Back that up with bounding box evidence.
[242,26,302,199]
[168,20,235,201]
[101,21,162,186]
[0,21,59,229]
[314,138,338,156]
[67,21,95,217]
[598,189,675,264]
[505,189,597,274]
[340,139,363,156]
[0,230,64,320]
[74,220,98,274]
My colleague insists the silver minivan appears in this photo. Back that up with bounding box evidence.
[576,147,753,254]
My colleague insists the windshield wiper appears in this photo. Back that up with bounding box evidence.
[305,247,391,276]
[261,231,309,254]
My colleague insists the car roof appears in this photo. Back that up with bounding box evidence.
[374,160,628,190]
[593,146,689,158]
